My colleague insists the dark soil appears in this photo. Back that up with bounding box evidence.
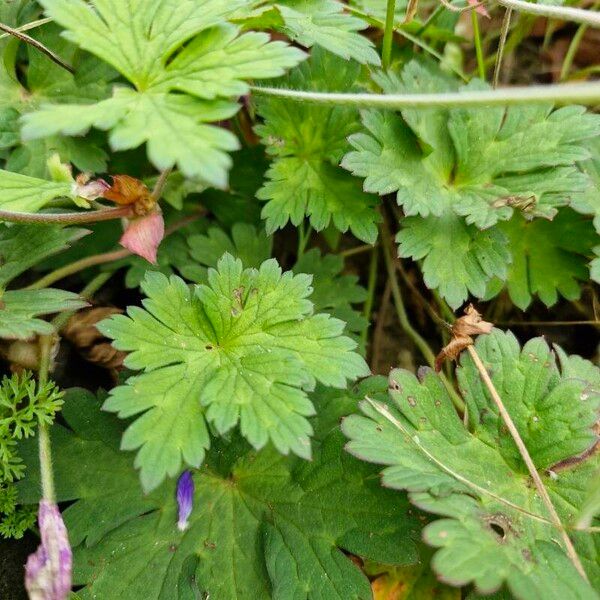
[0,534,36,600]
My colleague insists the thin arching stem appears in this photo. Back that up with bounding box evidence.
[0,17,53,40]
[0,206,133,225]
[493,8,513,88]
[0,21,74,73]
[471,10,487,80]
[25,212,204,290]
[251,80,600,108]
[495,0,600,27]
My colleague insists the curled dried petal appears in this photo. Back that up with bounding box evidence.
[119,212,165,264]
[435,305,493,371]
[103,175,151,207]
[73,177,110,201]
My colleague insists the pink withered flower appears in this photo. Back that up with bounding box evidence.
[25,500,72,600]
[177,470,194,532]
[467,0,490,17]
[74,175,110,201]
[119,211,165,265]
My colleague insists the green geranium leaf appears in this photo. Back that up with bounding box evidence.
[294,248,368,345]
[345,60,600,228]
[0,289,88,339]
[256,49,380,243]
[0,22,112,177]
[234,0,380,64]
[182,222,272,282]
[0,223,87,287]
[21,0,306,188]
[97,253,370,491]
[341,60,600,306]
[343,329,600,597]
[396,206,511,310]
[274,0,380,65]
[0,169,74,213]
[488,210,597,310]
[18,385,420,598]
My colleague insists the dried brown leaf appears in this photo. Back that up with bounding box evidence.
[435,304,493,372]
[63,307,126,369]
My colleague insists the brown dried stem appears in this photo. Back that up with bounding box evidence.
[466,344,589,582]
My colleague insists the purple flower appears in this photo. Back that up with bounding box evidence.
[177,471,194,532]
[25,500,72,600]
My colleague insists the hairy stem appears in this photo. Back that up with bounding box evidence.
[495,0,600,27]
[0,21,74,73]
[25,212,204,290]
[382,0,397,69]
[493,8,513,88]
[37,335,56,503]
[26,248,130,291]
[0,206,133,225]
[380,223,465,411]
[471,10,486,80]
[466,345,589,582]
[151,168,172,201]
[252,80,600,107]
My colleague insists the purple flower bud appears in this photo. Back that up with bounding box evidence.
[176,471,194,532]
[25,500,72,600]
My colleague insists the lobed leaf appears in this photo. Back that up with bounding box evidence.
[0,170,73,214]
[98,254,369,490]
[343,330,600,597]
[256,49,380,242]
[342,60,600,307]
[21,0,305,187]
[18,385,419,598]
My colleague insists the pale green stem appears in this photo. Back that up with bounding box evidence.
[495,0,600,27]
[251,81,600,107]
[471,10,486,80]
[559,3,598,82]
[362,246,379,347]
[382,0,397,69]
[0,17,53,40]
[151,168,172,201]
[493,8,513,88]
[297,223,313,258]
[25,248,129,291]
[37,335,55,503]
[25,212,202,290]
[380,224,465,411]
